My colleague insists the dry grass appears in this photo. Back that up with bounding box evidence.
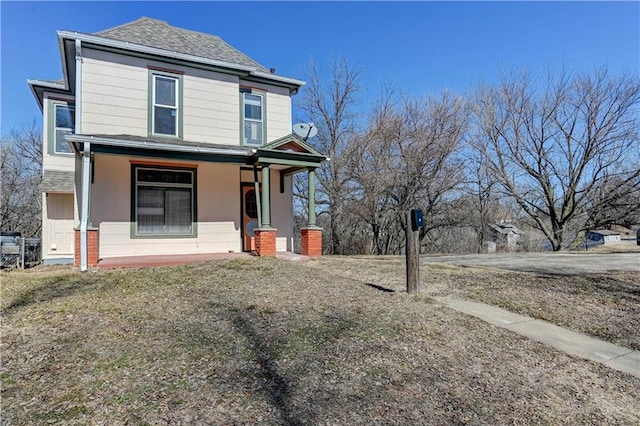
[584,240,640,254]
[2,257,639,424]
[308,256,640,350]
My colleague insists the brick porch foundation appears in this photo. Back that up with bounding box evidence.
[301,227,322,257]
[255,228,277,257]
[74,228,99,267]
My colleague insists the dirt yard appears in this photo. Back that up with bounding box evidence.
[2,257,639,424]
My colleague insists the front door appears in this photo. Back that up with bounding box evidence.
[242,186,260,251]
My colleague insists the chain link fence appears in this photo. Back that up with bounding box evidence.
[1,233,41,269]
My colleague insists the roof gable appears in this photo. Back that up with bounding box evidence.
[259,134,326,158]
[94,17,268,71]
[490,223,521,235]
[589,230,620,236]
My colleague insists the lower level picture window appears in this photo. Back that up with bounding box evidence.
[134,166,195,236]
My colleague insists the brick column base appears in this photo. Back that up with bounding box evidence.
[255,228,277,257]
[301,227,322,257]
[74,228,99,267]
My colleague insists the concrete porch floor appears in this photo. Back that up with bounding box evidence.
[97,251,308,268]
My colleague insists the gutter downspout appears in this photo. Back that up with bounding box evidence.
[75,39,90,272]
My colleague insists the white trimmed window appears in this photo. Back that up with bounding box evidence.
[54,104,74,154]
[243,92,264,145]
[134,166,195,236]
[152,75,178,136]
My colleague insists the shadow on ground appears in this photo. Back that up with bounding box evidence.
[1,273,111,313]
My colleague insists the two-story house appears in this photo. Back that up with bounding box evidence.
[29,17,325,270]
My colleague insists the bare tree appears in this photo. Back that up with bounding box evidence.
[350,90,468,254]
[1,121,43,236]
[347,85,403,254]
[295,57,362,254]
[585,173,640,229]
[472,69,640,251]
[462,143,501,252]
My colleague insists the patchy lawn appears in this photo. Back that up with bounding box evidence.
[586,240,640,254]
[308,256,640,350]
[1,258,639,424]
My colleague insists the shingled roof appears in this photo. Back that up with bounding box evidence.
[42,170,74,193]
[94,17,269,71]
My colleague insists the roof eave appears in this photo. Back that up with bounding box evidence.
[57,33,71,94]
[27,79,71,110]
[56,30,305,91]
[26,79,67,90]
[249,70,306,89]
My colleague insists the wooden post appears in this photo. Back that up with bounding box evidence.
[406,211,419,295]
[20,237,25,270]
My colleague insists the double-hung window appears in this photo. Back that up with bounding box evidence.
[133,166,196,237]
[151,73,180,137]
[53,104,75,154]
[243,92,264,145]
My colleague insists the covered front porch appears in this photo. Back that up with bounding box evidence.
[66,133,327,271]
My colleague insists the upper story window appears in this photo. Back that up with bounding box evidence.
[153,75,178,136]
[243,92,264,146]
[53,104,75,155]
[148,69,183,138]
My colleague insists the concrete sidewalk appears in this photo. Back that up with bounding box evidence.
[440,298,640,378]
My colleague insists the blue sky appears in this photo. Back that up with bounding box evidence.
[1,1,638,135]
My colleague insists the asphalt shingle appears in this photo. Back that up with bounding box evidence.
[42,170,74,193]
[94,17,268,71]
[84,134,248,152]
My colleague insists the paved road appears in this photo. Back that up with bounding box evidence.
[421,252,640,275]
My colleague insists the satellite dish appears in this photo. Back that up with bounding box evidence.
[292,122,318,141]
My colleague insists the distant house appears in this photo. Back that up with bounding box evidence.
[490,223,521,252]
[28,17,327,270]
[587,230,621,244]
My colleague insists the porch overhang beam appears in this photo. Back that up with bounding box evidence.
[66,135,253,164]
[254,150,326,164]
[253,157,324,169]
[90,145,252,164]
[280,167,305,176]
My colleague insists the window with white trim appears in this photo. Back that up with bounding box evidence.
[134,166,195,236]
[54,104,75,154]
[243,92,264,145]
[152,74,179,136]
